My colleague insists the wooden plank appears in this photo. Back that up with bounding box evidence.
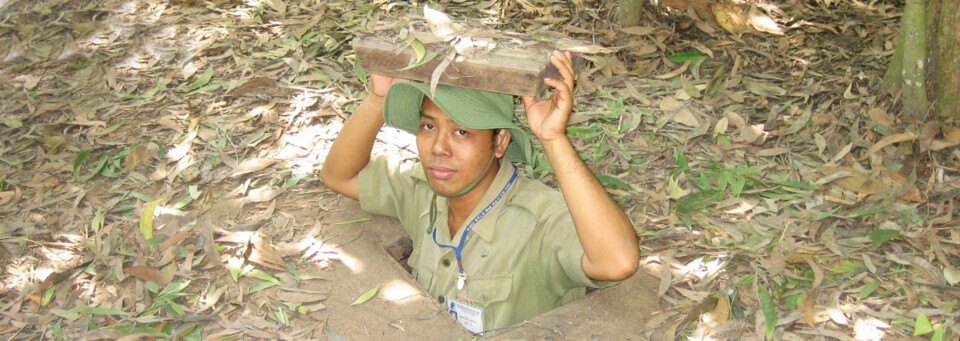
[355,36,579,97]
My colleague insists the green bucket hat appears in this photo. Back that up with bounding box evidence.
[382,82,533,164]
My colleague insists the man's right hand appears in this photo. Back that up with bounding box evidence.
[320,73,404,200]
[370,74,402,98]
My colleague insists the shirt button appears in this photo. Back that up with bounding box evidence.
[438,295,445,303]
[442,259,451,267]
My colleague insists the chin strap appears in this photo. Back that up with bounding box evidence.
[427,135,505,233]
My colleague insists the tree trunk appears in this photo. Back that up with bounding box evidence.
[884,0,959,123]
[617,0,644,27]
[901,0,928,121]
[933,0,959,121]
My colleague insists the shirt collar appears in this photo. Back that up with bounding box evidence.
[419,158,517,243]
[464,157,517,243]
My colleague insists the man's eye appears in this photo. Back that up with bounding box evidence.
[421,123,435,130]
[454,129,468,136]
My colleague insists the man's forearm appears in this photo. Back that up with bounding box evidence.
[541,137,640,281]
[319,94,386,200]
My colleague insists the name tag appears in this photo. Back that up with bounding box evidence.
[447,297,485,334]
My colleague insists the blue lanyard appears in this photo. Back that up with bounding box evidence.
[432,164,518,289]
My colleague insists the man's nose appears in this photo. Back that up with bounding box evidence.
[431,132,451,156]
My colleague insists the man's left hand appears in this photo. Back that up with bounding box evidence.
[522,51,576,143]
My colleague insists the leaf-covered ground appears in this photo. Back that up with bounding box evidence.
[1,0,959,339]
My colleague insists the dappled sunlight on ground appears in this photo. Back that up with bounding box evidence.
[381,278,422,304]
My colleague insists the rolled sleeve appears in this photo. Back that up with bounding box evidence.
[539,202,619,296]
[357,155,418,218]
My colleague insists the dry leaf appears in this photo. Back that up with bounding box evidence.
[738,124,768,144]
[712,2,749,35]
[232,77,278,97]
[619,26,657,36]
[155,119,183,134]
[231,158,278,177]
[802,288,817,327]
[277,291,327,303]
[821,166,890,194]
[707,294,730,323]
[747,7,783,35]
[123,145,149,173]
[868,107,895,128]
[859,133,917,160]
[123,265,166,284]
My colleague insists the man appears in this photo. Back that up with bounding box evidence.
[320,51,639,333]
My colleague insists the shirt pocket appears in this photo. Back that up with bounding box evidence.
[465,274,513,310]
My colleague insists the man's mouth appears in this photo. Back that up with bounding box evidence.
[427,166,456,180]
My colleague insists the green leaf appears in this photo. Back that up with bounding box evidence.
[811,206,842,221]
[667,51,705,63]
[53,319,64,340]
[725,166,764,175]
[868,229,901,245]
[110,324,169,337]
[857,280,882,298]
[73,149,93,180]
[157,280,191,298]
[597,174,634,191]
[145,78,166,97]
[186,81,229,96]
[411,39,426,63]
[931,325,944,341]
[845,206,886,218]
[758,286,776,340]
[772,180,819,190]
[351,284,379,306]
[914,312,933,335]
[830,261,864,273]
[247,281,278,294]
[675,190,724,213]
[139,200,162,251]
[2,117,23,128]
[335,218,370,225]
[245,269,281,284]
[52,306,130,321]
[398,50,441,71]
[43,286,55,306]
[0,157,21,167]
[90,207,103,233]
[275,307,289,326]
[187,66,213,92]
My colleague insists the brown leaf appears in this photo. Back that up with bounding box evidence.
[232,77,279,97]
[821,166,891,194]
[802,288,817,327]
[276,290,328,303]
[947,126,960,141]
[803,256,824,289]
[655,60,691,79]
[712,2,749,35]
[155,119,182,134]
[230,158,278,177]
[124,265,167,284]
[859,133,916,160]
[123,145,149,173]
[707,294,730,323]
[868,108,895,128]
[747,7,783,35]
[619,26,657,35]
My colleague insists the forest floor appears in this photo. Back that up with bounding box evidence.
[1,0,959,340]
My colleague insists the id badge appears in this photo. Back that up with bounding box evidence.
[447,297,485,334]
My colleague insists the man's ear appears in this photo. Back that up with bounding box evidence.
[495,129,512,158]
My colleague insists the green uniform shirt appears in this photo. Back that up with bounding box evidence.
[359,155,611,331]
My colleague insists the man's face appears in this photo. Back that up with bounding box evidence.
[417,98,505,197]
